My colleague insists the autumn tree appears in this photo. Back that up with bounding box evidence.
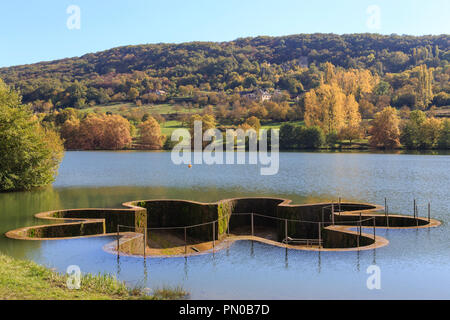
[127,88,139,101]
[304,83,361,135]
[60,118,82,150]
[359,99,376,119]
[138,117,163,150]
[243,116,261,132]
[369,107,401,149]
[188,114,216,135]
[415,65,434,110]
[61,113,132,150]
[334,68,379,97]
[102,115,133,150]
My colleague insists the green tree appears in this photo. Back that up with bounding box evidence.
[401,110,426,149]
[402,111,442,149]
[438,119,450,150]
[279,123,296,149]
[0,80,64,191]
[294,126,325,149]
[301,126,325,149]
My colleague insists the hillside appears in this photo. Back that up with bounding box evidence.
[0,33,449,109]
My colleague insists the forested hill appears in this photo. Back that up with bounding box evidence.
[0,33,449,108]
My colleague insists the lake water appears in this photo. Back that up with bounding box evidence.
[0,151,449,299]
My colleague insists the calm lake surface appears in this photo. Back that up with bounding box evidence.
[0,151,449,299]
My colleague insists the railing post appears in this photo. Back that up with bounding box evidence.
[321,207,325,226]
[338,197,341,216]
[359,214,362,237]
[143,227,146,258]
[359,211,362,235]
[413,199,416,219]
[212,221,215,249]
[184,227,187,254]
[416,207,419,227]
[318,222,322,249]
[331,203,335,225]
[285,219,288,243]
[373,217,376,241]
[251,213,254,236]
[357,219,360,248]
[386,206,389,228]
[116,224,120,258]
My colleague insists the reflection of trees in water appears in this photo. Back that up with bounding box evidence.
[0,187,62,259]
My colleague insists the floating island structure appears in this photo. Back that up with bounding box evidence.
[6,198,440,257]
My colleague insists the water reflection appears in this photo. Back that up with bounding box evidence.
[356,250,360,272]
[284,248,288,269]
[184,257,188,281]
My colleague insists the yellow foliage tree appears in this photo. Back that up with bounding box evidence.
[304,83,361,135]
[369,107,401,149]
[138,117,163,150]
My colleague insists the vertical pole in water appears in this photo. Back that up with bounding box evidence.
[338,197,341,216]
[116,224,120,258]
[416,207,419,228]
[384,198,387,225]
[373,217,376,241]
[387,206,390,228]
[285,219,288,244]
[413,199,416,219]
[251,213,254,237]
[359,211,362,236]
[357,219,360,248]
[428,202,431,223]
[212,221,216,249]
[184,227,187,255]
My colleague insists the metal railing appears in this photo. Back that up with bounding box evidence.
[115,209,382,256]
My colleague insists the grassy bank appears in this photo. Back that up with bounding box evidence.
[0,253,188,300]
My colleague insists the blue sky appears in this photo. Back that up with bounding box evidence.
[1,0,449,67]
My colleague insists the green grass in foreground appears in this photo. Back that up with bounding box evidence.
[0,252,188,300]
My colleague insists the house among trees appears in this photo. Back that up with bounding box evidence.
[152,89,167,96]
[241,89,272,102]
